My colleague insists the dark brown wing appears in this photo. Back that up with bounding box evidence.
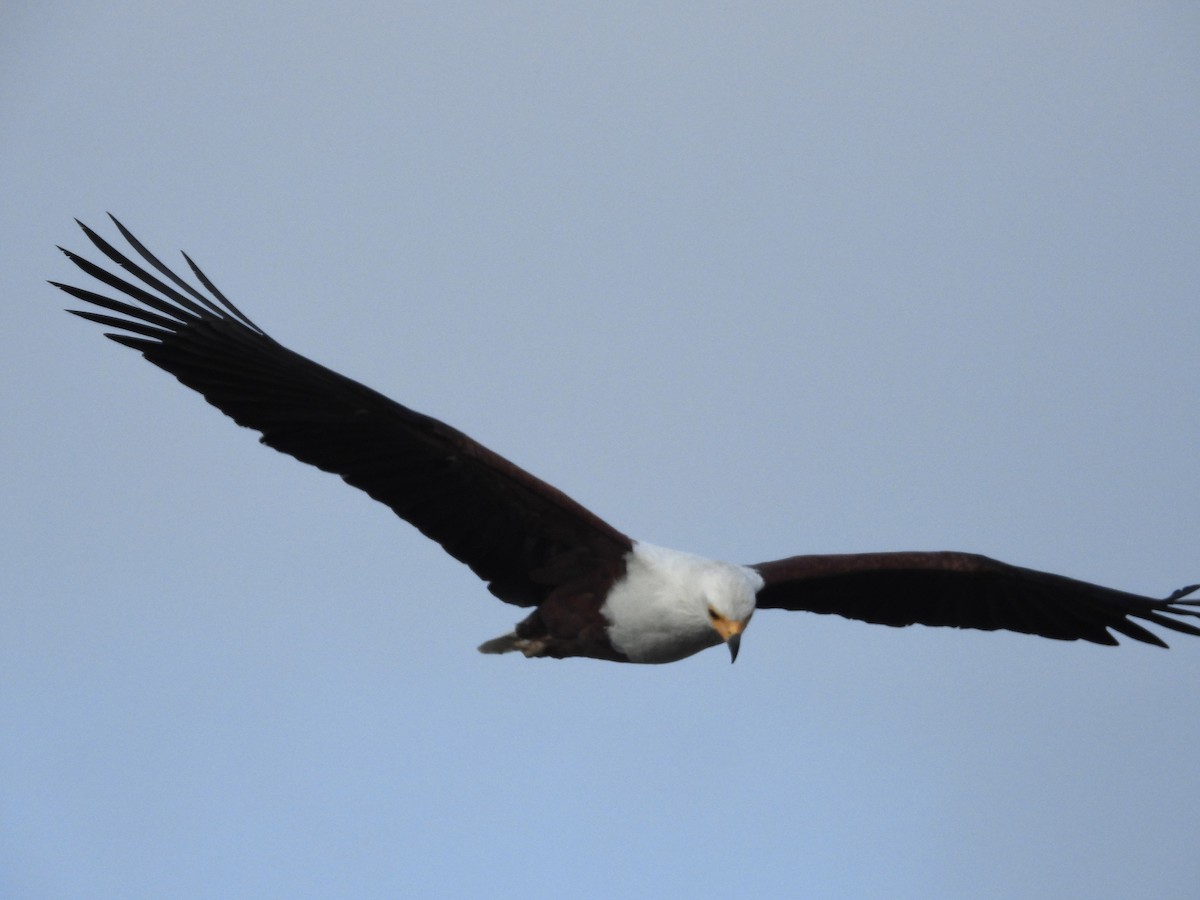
[751,551,1200,647]
[53,216,633,607]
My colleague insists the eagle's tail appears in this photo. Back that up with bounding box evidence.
[477,632,521,654]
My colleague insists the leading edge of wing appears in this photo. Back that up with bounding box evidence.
[750,551,1200,647]
[53,216,634,606]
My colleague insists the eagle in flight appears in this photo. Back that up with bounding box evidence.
[53,217,1200,663]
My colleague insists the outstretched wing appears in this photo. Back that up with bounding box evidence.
[751,551,1200,647]
[53,216,633,606]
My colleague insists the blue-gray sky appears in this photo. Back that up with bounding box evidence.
[4,4,1200,898]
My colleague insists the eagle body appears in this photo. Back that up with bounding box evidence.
[52,218,1200,664]
[478,544,760,663]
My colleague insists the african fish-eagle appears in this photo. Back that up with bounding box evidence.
[52,217,1200,663]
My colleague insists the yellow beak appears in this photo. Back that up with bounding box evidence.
[711,615,747,663]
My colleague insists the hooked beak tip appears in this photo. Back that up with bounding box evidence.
[727,632,741,663]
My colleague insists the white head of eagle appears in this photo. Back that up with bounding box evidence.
[601,543,763,664]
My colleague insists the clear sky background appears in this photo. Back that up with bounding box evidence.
[3,4,1199,898]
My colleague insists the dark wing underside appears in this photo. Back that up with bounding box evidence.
[751,551,1200,647]
[54,216,633,606]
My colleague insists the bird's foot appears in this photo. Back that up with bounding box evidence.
[516,638,548,657]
